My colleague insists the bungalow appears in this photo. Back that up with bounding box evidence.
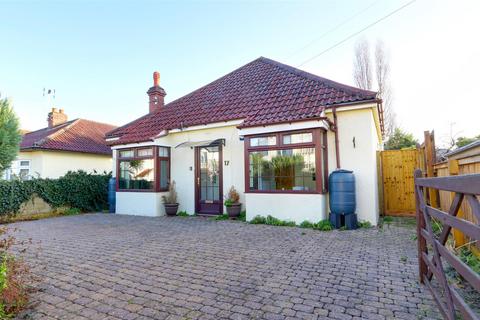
[4,108,117,180]
[106,57,383,225]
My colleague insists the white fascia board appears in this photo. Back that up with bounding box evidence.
[238,119,329,136]
[105,137,120,142]
[111,141,168,150]
[168,119,244,134]
[324,102,377,113]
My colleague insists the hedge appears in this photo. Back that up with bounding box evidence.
[0,171,111,215]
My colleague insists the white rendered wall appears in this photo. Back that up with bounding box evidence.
[245,193,327,224]
[18,151,112,179]
[114,125,245,216]
[326,107,381,225]
[116,192,167,216]
[156,125,245,214]
[112,106,381,222]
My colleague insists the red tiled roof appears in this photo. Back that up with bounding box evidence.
[21,119,117,155]
[107,57,377,145]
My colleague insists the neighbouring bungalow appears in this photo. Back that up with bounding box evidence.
[4,108,117,180]
[106,57,384,225]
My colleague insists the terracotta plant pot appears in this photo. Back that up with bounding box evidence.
[226,203,242,218]
[164,203,179,216]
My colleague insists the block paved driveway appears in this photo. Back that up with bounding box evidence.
[14,214,440,320]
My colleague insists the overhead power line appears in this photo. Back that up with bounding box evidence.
[297,0,417,67]
[287,0,380,59]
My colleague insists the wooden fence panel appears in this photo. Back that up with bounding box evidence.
[381,149,419,215]
[415,171,480,320]
[434,159,480,252]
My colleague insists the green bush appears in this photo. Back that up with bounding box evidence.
[0,171,110,215]
[238,211,246,222]
[250,215,267,224]
[177,211,189,217]
[299,220,314,228]
[265,215,296,227]
[214,214,229,221]
[314,220,333,231]
[249,215,295,227]
[64,208,81,216]
[358,220,372,228]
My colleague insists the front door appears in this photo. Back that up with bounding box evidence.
[195,145,223,215]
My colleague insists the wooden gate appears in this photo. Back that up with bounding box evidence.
[381,149,421,216]
[415,170,480,319]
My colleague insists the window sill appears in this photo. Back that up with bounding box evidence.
[116,189,156,193]
[245,190,326,195]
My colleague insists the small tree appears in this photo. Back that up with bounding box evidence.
[353,38,373,90]
[375,40,396,137]
[0,98,21,174]
[384,128,418,150]
[455,135,480,148]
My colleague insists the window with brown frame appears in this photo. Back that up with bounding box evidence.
[245,129,327,194]
[117,146,170,192]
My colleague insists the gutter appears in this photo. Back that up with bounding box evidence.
[332,106,341,169]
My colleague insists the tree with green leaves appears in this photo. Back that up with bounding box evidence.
[455,135,480,148]
[384,128,418,150]
[0,98,21,174]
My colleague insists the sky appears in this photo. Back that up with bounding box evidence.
[1,0,479,148]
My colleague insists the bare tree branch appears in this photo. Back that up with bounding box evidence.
[353,38,373,90]
[375,39,395,137]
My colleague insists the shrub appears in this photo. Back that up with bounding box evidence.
[314,220,333,231]
[0,171,110,216]
[0,227,32,318]
[299,221,314,228]
[250,215,267,224]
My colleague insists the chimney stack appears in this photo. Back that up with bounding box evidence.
[147,71,166,113]
[47,108,68,128]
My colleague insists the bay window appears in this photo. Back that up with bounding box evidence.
[117,146,170,192]
[245,129,327,194]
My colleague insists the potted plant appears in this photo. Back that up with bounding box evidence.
[162,180,179,216]
[224,186,241,218]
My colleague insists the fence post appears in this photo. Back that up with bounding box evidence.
[424,130,439,207]
[414,169,427,283]
[448,159,466,248]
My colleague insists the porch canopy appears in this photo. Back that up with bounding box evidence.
[175,138,225,149]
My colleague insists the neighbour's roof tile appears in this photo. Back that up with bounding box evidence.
[21,119,117,155]
[107,57,377,145]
